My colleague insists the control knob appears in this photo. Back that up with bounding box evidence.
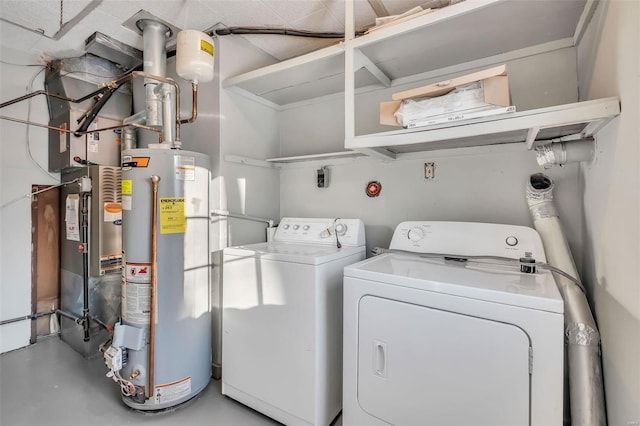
[408,227,425,242]
[335,223,347,236]
[303,225,310,231]
[293,225,299,230]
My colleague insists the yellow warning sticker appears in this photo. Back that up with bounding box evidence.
[122,180,132,195]
[159,197,185,234]
[200,39,214,56]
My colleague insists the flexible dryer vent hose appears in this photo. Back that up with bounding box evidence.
[526,173,606,426]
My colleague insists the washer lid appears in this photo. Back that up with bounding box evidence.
[344,253,563,313]
[224,242,365,265]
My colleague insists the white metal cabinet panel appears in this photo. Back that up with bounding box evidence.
[223,243,366,426]
[357,295,531,426]
[222,257,317,422]
[343,274,564,426]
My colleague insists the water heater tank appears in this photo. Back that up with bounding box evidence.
[107,147,211,410]
[176,30,215,83]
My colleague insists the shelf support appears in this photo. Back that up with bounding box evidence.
[525,126,541,150]
[355,147,397,160]
[224,155,278,169]
[354,49,391,87]
[581,116,616,137]
[345,0,356,154]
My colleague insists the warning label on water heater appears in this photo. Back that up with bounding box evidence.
[126,263,151,283]
[155,376,192,405]
[121,279,150,324]
[174,155,195,181]
[159,197,186,234]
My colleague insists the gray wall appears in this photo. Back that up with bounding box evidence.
[217,36,281,247]
[578,1,640,424]
[279,148,583,265]
[278,47,584,265]
[0,46,58,353]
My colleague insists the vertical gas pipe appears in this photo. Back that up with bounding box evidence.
[148,175,160,397]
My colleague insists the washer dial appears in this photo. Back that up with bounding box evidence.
[335,223,348,236]
[408,227,425,242]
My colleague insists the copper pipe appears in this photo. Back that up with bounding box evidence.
[0,115,163,143]
[148,175,161,399]
[1,70,189,144]
[0,87,110,110]
[179,83,198,124]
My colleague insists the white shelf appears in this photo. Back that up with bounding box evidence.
[266,151,364,163]
[350,0,590,82]
[223,0,596,106]
[346,97,620,158]
[222,0,617,163]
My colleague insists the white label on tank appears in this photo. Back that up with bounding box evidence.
[154,376,191,404]
[88,121,99,153]
[122,280,150,324]
[65,194,80,241]
[122,155,132,171]
[122,195,132,211]
[175,155,195,181]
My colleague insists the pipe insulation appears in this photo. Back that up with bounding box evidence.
[526,173,606,426]
[535,140,596,169]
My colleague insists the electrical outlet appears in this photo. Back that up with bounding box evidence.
[424,162,435,180]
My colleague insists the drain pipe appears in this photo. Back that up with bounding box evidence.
[526,173,606,426]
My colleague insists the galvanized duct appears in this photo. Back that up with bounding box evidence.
[526,173,606,426]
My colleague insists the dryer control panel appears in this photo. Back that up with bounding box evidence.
[390,221,546,261]
[275,217,365,247]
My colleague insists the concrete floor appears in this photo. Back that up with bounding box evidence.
[0,337,283,426]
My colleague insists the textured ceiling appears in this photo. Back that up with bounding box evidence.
[0,0,430,62]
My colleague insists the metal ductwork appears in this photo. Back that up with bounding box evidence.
[526,173,606,426]
[535,140,596,169]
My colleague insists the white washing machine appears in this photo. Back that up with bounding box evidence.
[343,221,564,426]
[222,217,366,426]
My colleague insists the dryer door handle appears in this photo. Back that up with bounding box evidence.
[374,340,387,378]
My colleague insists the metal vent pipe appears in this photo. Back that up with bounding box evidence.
[122,19,170,149]
[526,173,606,426]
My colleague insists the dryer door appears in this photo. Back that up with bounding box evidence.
[357,295,531,426]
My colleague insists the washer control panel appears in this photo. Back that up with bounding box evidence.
[275,217,365,247]
[389,221,546,261]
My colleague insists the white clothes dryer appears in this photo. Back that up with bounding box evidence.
[343,221,564,426]
[223,217,366,426]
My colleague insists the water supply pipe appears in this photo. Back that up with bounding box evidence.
[526,173,606,426]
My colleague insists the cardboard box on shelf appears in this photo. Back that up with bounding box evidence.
[380,64,511,127]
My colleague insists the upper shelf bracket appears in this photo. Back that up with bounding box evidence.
[353,49,391,87]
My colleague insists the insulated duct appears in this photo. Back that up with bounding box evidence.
[535,140,595,169]
[526,173,606,426]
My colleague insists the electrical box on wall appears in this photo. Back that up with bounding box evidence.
[317,166,329,188]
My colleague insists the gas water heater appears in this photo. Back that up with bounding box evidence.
[103,17,215,410]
